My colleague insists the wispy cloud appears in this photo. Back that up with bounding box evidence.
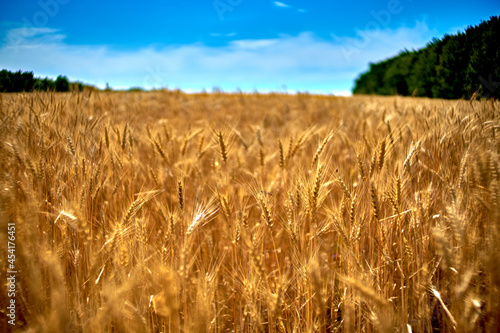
[273,2,291,8]
[272,2,307,14]
[0,22,436,94]
[210,32,238,37]
[5,27,66,47]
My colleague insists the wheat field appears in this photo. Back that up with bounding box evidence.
[0,91,499,332]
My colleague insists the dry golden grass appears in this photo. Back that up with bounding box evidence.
[0,90,499,332]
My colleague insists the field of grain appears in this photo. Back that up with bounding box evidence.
[0,91,499,332]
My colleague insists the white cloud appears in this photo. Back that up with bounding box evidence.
[230,38,278,50]
[0,22,437,93]
[273,2,291,8]
[331,90,352,97]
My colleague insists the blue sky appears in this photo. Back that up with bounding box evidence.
[1,1,499,94]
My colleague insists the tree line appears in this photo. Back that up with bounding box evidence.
[353,15,500,99]
[0,69,96,92]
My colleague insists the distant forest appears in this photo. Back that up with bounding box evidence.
[353,16,500,99]
[0,69,96,92]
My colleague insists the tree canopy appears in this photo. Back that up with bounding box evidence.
[353,16,500,99]
[0,69,95,92]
